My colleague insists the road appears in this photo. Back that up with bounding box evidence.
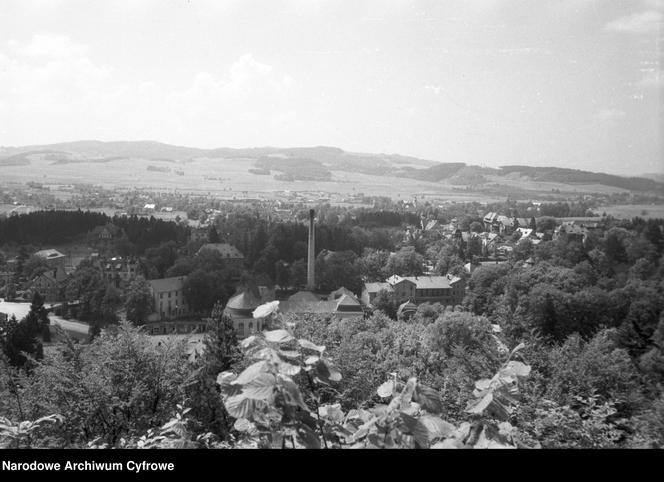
[0,299,89,339]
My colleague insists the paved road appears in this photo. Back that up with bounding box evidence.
[0,300,89,338]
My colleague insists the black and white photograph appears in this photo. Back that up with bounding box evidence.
[0,0,663,458]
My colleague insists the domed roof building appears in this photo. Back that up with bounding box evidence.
[223,285,274,339]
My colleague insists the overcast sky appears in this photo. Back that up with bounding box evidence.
[0,0,661,175]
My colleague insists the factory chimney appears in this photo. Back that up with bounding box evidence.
[307,209,315,291]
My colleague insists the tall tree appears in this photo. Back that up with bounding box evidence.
[125,276,153,325]
[208,225,221,243]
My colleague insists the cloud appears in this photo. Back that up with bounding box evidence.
[19,33,89,59]
[605,10,663,33]
[596,108,627,122]
[174,54,290,116]
[638,69,664,87]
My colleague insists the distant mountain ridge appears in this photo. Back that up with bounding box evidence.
[1,140,662,193]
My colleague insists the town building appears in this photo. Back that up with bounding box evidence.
[223,286,275,339]
[30,266,67,302]
[147,276,192,322]
[196,243,245,271]
[34,249,67,270]
[94,256,141,289]
[361,274,465,307]
[279,290,364,319]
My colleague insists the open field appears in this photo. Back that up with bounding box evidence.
[593,204,664,219]
[0,155,631,203]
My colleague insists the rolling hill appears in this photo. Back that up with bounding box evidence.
[1,140,662,195]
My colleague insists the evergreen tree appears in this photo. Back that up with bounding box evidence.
[185,302,239,438]
[208,225,221,243]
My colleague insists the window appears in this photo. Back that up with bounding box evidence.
[237,322,244,336]
[248,322,253,333]
[160,293,163,299]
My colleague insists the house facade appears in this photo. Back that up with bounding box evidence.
[31,266,67,302]
[147,276,192,322]
[362,274,465,308]
[94,256,140,289]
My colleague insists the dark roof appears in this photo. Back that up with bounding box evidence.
[364,282,393,294]
[149,276,186,293]
[197,243,244,259]
[328,286,356,301]
[288,291,320,302]
[226,290,263,310]
[35,249,65,259]
[397,300,418,315]
[335,294,362,311]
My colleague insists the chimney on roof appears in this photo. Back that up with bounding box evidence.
[307,209,315,291]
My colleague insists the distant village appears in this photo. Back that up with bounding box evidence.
[0,194,611,343]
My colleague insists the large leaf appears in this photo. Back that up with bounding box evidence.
[345,409,372,423]
[264,329,294,344]
[276,360,301,377]
[224,395,255,419]
[279,377,309,410]
[509,342,526,359]
[240,335,259,349]
[377,380,395,398]
[323,360,342,382]
[242,373,277,400]
[319,404,345,423]
[503,360,531,378]
[466,392,493,415]
[234,361,269,385]
[248,346,278,361]
[431,438,464,449]
[418,415,456,441]
[413,383,443,414]
[305,355,319,365]
[399,412,430,448]
[278,349,301,359]
[217,371,242,396]
[233,418,257,433]
[296,425,321,449]
[298,339,326,353]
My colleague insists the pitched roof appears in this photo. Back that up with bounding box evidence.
[35,249,65,259]
[386,275,462,289]
[226,290,262,310]
[149,276,186,293]
[335,294,362,311]
[280,300,338,314]
[197,243,244,259]
[288,291,320,302]
[328,286,356,301]
[364,282,393,294]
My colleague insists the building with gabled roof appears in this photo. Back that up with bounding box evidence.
[362,274,465,308]
[196,243,245,273]
[328,286,357,301]
[30,266,67,302]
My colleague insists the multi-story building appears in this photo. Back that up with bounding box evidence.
[147,276,191,322]
[94,256,140,289]
[31,266,67,302]
[362,274,465,308]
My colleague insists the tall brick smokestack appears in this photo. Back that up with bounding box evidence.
[307,209,315,291]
